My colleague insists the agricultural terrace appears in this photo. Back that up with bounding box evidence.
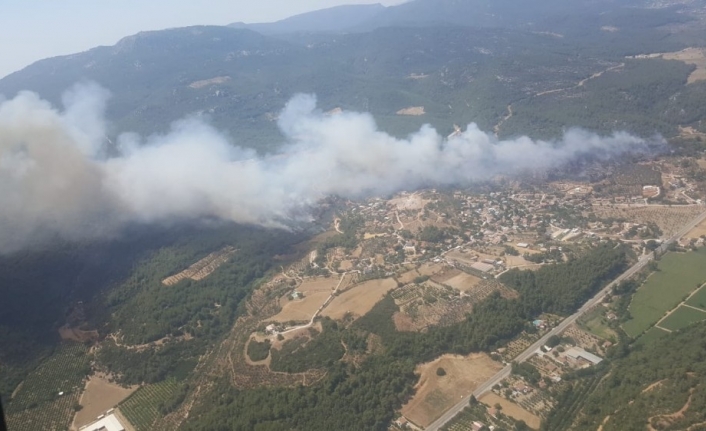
[400,354,502,428]
[6,343,90,431]
[622,248,706,337]
[119,378,181,431]
[161,246,236,286]
[269,277,338,323]
[321,277,397,320]
[657,305,706,332]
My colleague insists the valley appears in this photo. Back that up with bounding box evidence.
[2,0,706,430]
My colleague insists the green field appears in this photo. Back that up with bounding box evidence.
[5,343,90,431]
[623,249,706,337]
[119,378,181,431]
[686,284,706,310]
[658,306,706,332]
[579,307,617,341]
[635,326,670,346]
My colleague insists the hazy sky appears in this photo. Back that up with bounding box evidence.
[0,0,405,79]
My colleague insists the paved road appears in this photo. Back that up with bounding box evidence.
[424,208,706,431]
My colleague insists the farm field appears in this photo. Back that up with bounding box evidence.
[658,305,706,332]
[119,378,181,431]
[321,277,397,320]
[443,272,482,292]
[5,343,89,431]
[622,249,706,337]
[686,284,706,309]
[479,393,541,429]
[400,353,502,428]
[269,277,338,323]
[73,373,138,428]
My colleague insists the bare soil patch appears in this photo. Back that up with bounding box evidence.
[431,267,462,284]
[163,246,236,285]
[480,393,541,429]
[396,106,425,116]
[388,193,428,211]
[401,354,502,427]
[443,272,482,292]
[188,76,231,89]
[73,373,138,429]
[270,277,338,323]
[59,325,99,343]
[322,278,397,320]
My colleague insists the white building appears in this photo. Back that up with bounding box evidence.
[80,413,126,431]
[565,347,603,365]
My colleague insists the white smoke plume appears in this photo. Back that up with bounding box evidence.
[0,83,662,253]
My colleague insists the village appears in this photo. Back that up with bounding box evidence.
[233,158,706,431]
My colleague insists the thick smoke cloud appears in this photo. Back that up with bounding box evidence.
[0,83,662,253]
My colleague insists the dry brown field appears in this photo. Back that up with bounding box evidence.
[698,159,706,170]
[686,217,706,239]
[321,278,397,320]
[396,106,425,116]
[401,354,502,427]
[72,374,137,429]
[480,393,541,429]
[58,325,99,343]
[269,277,338,323]
[662,48,706,84]
[431,267,461,283]
[443,272,482,292]
[592,205,703,237]
[188,76,231,88]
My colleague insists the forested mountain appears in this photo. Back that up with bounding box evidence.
[1,0,705,150]
[563,321,706,430]
[229,4,386,35]
[2,1,706,429]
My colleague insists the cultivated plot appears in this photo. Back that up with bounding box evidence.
[686,284,706,309]
[119,378,181,431]
[658,305,706,332]
[622,249,706,337]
